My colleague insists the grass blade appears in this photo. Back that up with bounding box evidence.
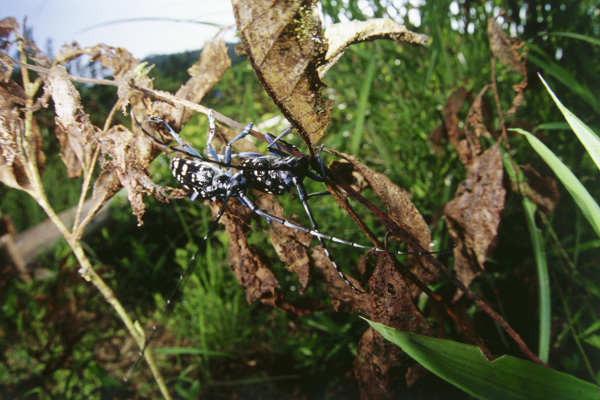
[512,128,600,238]
[538,73,600,170]
[363,318,600,400]
[351,56,377,155]
[526,50,600,110]
[500,148,550,362]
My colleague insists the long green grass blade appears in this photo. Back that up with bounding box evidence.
[351,56,377,155]
[500,148,550,363]
[512,128,600,238]
[538,74,600,170]
[521,196,550,362]
[363,318,600,400]
[154,347,235,357]
[527,51,600,110]
[546,32,600,47]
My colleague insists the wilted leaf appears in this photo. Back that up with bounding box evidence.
[353,256,434,398]
[444,144,506,292]
[518,164,559,215]
[46,66,97,178]
[327,150,437,288]
[0,17,17,39]
[320,18,429,78]
[233,0,333,144]
[428,124,445,158]
[443,87,475,165]
[354,327,406,398]
[164,31,232,125]
[466,84,494,141]
[488,17,527,118]
[255,193,312,293]
[97,125,162,225]
[487,18,526,75]
[0,81,44,195]
[84,44,152,119]
[0,18,18,82]
[214,200,281,304]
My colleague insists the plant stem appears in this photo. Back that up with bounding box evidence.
[16,38,172,400]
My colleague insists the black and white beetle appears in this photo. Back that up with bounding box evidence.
[125,112,448,383]
[150,111,446,290]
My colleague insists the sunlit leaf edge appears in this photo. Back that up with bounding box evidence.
[363,318,600,400]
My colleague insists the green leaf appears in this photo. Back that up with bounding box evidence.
[527,45,600,110]
[538,73,600,171]
[583,335,600,350]
[511,128,600,238]
[546,32,600,47]
[363,318,600,400]
[500,146,551,363]
[154,347,236,358]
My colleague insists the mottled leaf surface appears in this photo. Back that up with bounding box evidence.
[444,145,505,290]
[488,17,527,118]
[233,0,332,144]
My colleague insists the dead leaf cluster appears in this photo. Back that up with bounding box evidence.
[436,16,558,298]
[0,5,554,399]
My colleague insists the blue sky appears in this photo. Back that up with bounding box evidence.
[2,0,236,59]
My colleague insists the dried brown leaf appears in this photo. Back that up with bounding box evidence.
[233,0,333,144]
[466,84,493,141]
[0,17,17,38]
[54,43,88,67]
[0,18,18,83]
[88,171,121,218]
[213,200,281,304]
[328,152,437,287]
[443,144,506,293]
[487,17,527,118]
[84,44,152,120]
[518,164,560,215]
[97,125,161,225]
[0,80,44,195]
[164,32,232,125]
[320,18,429,78]
[427,124,445,158]
[487,18,526,76]
[444,87,475,165]
[46,66,97,178]
[353,255,433,398]
[255,193,312,293]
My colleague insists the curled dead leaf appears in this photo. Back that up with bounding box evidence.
[444,144,505,293]
[212,200,281,304]
[487,17,526,76]
[83,44,153,120]
[0,17,17,39]
[443,86,475,165]
[233,0,333,144]
[320,18,429,78]
[0,82,45,195]
[326,150,437,288]
[97,125,163,225]
[487,17,527,118]
[518,164,560,216]
[46,66,98,178]
[0,18,18,82]
[156,31,232,126]
[466,84,494,141]
[255,193,312,293]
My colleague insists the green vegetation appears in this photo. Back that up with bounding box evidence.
[1,1,599,399]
